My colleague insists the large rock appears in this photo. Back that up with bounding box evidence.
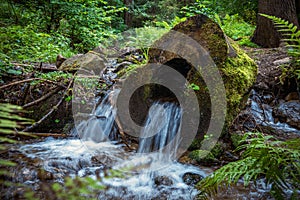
[59,50,106,73]
[119,14,257,138]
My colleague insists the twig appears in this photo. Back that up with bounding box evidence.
[0,78,67,90]
[20,83,30,105]
[10,62,33,67]
[0,78,39,89]
[22,77,74,132]
[22,86,64,108]
[17,132,69,138]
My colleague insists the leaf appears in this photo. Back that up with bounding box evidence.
[0,159,16,166]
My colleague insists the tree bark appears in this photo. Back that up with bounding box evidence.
[123,0,133,27]
[252,0,299,48]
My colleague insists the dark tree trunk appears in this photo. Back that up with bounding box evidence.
[252,0,299,48]
[123,0,133,28]
[296,0,300,21]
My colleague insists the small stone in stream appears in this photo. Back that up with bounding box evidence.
[262,94,274,104]
[154,176,173,186]
[113,61,133,73]
[21,167,37,181]
[182,173,203,186]
[37,169,54,180]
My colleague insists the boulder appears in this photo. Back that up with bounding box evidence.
[119,14,257,139]
[59,51,106,73]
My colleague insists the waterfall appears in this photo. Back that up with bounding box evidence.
[138,101,182,162]
[18,91,206,200]
[75,90,120,142]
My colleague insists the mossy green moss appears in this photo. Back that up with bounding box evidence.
[120,15,257,144]
[188,150,216,163]
[221,40,257,124]
[230,133,244,148]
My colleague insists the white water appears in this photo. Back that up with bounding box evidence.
[75,90,119,142]
[138,102,182,160]
[20,98,206,199]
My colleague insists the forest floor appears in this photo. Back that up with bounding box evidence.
[244,46,291,91]
[235,46,300,140]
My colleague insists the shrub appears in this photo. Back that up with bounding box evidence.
[0,25,74,63]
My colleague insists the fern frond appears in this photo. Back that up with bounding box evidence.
[198,132,300,199]
[260,14,300,46]
[260,13,300,81]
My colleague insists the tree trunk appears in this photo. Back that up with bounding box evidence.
[296,0,300,21]
[252,0,299,48]
[123,0,133,28]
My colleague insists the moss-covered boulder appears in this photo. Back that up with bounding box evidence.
[59,50,106,73]
[120,14,257,139]
[188,150,217,164]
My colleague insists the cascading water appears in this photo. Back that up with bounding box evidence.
[75,90,120,142]
[17,91,206,200]
[98,101,204,200]
[138,101,182,159]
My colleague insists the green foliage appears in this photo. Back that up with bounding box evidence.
[180,0,215,18]
[188,83,201,91]
[0,0,126,61]
[34,71,72,83]
[0,103,33,183]
[179,0,257,24]
[198,132,300,199]
[51,0,126,52]
[217,14,257,47]
[155,16,187,30]
[119,27,168,49]
[189,150,216,163]
[261,14,300,82]
[0,25,74,62]
[0,104,33,136]
[50,176,104,200]
[126,0,185,27]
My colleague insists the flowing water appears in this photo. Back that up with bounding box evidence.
[250,90,300,136]
[17,94,206,200]
[7,90,276,199]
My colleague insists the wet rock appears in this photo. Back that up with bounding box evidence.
[154,176,173,186]
[182,172,203,186]
[262,93,274,104]
[113,61,133,73]
[19,167,37,182]
[273,101,300,129]
[37,169,54,180]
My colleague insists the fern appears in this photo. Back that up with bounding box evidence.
[260,14,300,82]
[0,103,34,190]
[197,132,300,199]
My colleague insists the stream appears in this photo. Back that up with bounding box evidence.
[5,91,208,199]
[4,90,275,199]
[3,52,298,199]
